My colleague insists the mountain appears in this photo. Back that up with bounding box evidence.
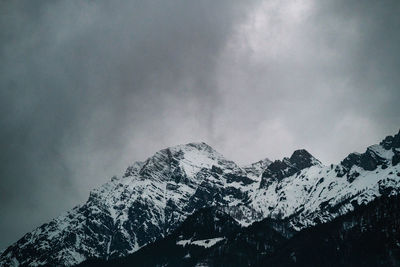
[1,130,400,266]
[250,130,400,231]
[80,194,400,266]
[0,142,265,266]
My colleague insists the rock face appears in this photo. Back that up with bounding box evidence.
[1,131,400,266]
[259,149,321,188]
[241,158,272,180]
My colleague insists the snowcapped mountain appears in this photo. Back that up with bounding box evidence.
[250,131,400,231]
[0,142,265,266]
[1,131,400,266]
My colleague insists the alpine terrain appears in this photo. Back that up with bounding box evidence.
[1,130,400,266]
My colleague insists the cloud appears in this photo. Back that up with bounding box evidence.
[0,0,259,249]
[212,0,400,164]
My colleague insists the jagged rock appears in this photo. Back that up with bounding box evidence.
[359,148,382,171]
[260,149,320,188]
[340,152,361,170]
[289,149,319,170]
[242,158,272,180]
[392,149,400,166]
[380,129,400,149]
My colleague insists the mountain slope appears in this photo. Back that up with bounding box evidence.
[1,130,400,266]
[0,143,266,266]
[80,207,244,267]
[80,195,400,267]
[263,194,400,266]
[250,130,400,230]
[79,207,290,267]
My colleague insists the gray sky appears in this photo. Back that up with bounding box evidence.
[1,0,399,250]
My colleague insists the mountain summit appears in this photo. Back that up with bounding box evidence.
[1,131,400,266]
[260,149,320,188]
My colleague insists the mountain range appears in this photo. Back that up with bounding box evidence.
[1,129,400,266]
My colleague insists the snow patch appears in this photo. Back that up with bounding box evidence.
[176,237,225,248]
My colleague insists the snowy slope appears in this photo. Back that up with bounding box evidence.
[1,131,400,266]
[79,207,243,267]
[0,143,265,266]
[250,133,400,230]
[242,158,272,180]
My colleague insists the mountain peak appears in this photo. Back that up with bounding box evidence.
[260,149,320,188]
[242,158,272,180]
[167,141,218,155]
[133,142,225,183]
[186,141,212,148]
[290,149,312,158]
[289,149,321,169]
[336,130,400,175]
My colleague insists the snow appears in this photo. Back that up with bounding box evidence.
[177,237,225,248]
[106,236,112,259]
[177,147,220,178]
[368,144,394,160]
[176,239,191,246]
[249,159,400,229]
[241,158,272,180]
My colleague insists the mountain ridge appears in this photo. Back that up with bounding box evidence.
[1,130,400,266]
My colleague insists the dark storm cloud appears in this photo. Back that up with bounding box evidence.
[1,0,400,250]
[0,0,259,249]
[212,0,400,164]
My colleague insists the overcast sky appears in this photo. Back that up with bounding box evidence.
[1,0,400,250]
